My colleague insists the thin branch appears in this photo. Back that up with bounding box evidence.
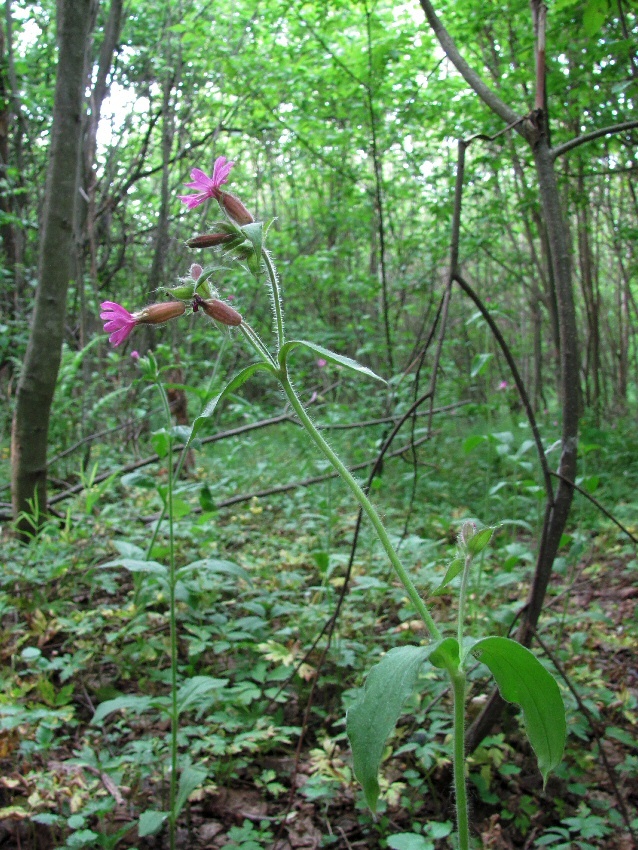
[453,272,554,504]
[418,0,523,131]
[551,119,638,160]
[550,471,638,545]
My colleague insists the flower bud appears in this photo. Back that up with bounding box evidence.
[219,191,254,225]
[135,301,186,325]
[186,232,236,249]
[192,294,242,326]
[190,263,203,281]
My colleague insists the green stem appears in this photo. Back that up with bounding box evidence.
[451,669,470,850]
[157,383,178,850]
[240,322,278,369]
[457,553,472,648]
[280,368,441,641]
[262,247,285,351]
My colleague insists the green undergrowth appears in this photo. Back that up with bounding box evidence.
[1,404,637,849]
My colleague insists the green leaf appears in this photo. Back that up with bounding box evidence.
[91,695,154,725]
[138,810,168,838]
[470,352,493,378]
[189,362,277,442]
[279,340,386,383]
[151,429,170,458]
[431,556,463,595]
[199,484,216,512]
[346,645,432,811]
[387,834,434,850]
[176,558,253,585]
[174,764,208,818]
[120,472,156,489]
[583,0,609,36]
[171,424,193,445]
[429,637,460,671]
[241,221,264,257]
[175,675,228,715]
[463,434,486,453]
[100,558,168,583]
[465,526,494,556]
[471,637,566,784]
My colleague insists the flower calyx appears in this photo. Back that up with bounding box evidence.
[192,293,242,327]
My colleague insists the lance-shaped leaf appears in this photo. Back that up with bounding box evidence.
[189,362,277,443]
[138,810,168,838]
[431,556,464,595]
[175,675,228,716]
[174,763,208,819]
[347,644,437,812]
[91,695,154,725]
[279,340,386,384]
[176,558,252,586]
[471,636,566,784]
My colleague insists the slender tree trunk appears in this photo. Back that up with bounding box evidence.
[418,0,581,751]
[10,0,93,535]
[576,164,600,414]
[1,0,26,315]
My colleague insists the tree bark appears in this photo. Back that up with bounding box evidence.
[10,0,94,536]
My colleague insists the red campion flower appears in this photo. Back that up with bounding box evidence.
[178,157,234,210]
[100,301,186,347]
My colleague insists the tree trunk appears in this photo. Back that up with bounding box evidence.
[10,0,94,536]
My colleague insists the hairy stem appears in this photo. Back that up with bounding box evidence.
[451,669,470,850]
[157,382,178,850]
[280,368,441,641]
[262,247,285,351]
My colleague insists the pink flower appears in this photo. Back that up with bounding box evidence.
[498,380,508,390]
[317,358,327,368]
[131,350,140,360]
[100,301,137,347]
[178,157,234,209]
[100,301,186,347]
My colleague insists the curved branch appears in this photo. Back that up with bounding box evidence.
[551,119,638,160]
[418,0,523,131]
[453,273,554,504]
[550,471,638,545]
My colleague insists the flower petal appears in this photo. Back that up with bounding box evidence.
[211,156,234,186]
[109,324,135,347]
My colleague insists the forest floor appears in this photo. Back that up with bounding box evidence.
[1,415,637,850]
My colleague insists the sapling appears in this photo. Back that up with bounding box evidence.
[100,156,566,848]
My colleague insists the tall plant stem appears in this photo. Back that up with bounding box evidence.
[451,669,470,850]
[279,368,441,642]
[157,383,178,850]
